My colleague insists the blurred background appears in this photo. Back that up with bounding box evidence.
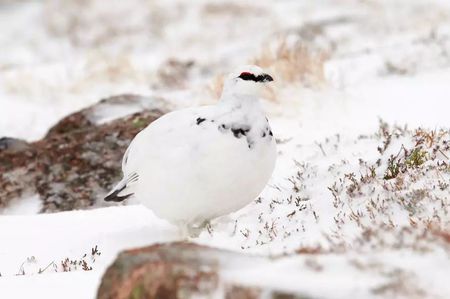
[1,0,449,141]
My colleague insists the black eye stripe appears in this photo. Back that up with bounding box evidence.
[238,73,258,81]
[238,73,273,82]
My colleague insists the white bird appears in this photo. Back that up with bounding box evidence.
[105,65,277,235]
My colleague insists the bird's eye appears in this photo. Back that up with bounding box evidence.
[238,72,256,81]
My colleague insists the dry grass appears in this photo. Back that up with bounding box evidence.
[208,74,226,100]
[13,246,102,276]
[202,3,265,17]
[252,38,329,87]
[43,0,163,47]
[155,59,195,90]
[208,37,329,102]
[207,122,450,255]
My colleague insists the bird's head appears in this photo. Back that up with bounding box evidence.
[222,65,274,98]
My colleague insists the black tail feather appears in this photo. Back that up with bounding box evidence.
[104,184,133,202]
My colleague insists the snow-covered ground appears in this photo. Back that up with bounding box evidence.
[0,206,177,298]
[1,0,450,298]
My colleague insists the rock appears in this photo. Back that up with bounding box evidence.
[0,94,168,212]
[97,242,311,299]
[98,242,220,299]
[0,137,30,152]
[46,94,164,137]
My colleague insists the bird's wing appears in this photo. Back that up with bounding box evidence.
[105,107,204,202]
[122,106,212,178]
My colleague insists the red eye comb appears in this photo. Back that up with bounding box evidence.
[240,72,252,76]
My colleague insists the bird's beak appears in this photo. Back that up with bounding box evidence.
[261,73,274,82]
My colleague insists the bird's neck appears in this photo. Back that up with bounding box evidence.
[219,92,261,111]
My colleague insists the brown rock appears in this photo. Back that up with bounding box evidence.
[0,94,167,212]
[225,286,261,299]
[0,137,31,152]
[97,242,312,299]
[97,242,258,299]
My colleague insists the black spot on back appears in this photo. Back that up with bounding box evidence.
[217,123,255,148]
[196,117,206,125]
[218,124,227,132]
[231,128,250,138]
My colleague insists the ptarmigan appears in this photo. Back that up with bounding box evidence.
[105,65,277,235]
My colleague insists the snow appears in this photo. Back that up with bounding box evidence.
[1,207,449,298]
[0,195,41,215]
[1,0,450,298]
[0,206,177,297]
[0,271,99,299]
[348,68,450,128]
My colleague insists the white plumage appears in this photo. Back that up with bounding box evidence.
[105,65,276,233]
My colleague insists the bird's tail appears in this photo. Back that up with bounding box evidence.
[104,173,138,202]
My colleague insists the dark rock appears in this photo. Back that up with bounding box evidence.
[46,94,161,137]
[97,242,312,299]
[45,110,94,138]
[225,286,261,299]
[97,242,258,299]
[0,94,167,212]
[0,137,30,152]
